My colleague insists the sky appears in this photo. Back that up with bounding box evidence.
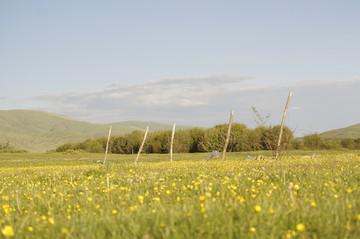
[1,0,359,136]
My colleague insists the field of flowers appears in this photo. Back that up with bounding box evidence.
[1,151,360,238]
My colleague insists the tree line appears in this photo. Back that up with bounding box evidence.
[55,123,294,154]
[55,123,360,154]
[296,134,360,150]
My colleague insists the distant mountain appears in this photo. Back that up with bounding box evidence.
[0,110,191,152]
[321,123,360,139]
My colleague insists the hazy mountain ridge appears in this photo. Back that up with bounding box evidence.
[320,124,360,139]
[0,110,190,152]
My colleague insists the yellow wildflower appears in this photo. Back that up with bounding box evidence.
[296,223,305,232]
[254,205,262,212]
[61,227,69,234]
[48,217,55,225]
[130,205,138,211]
[1,225,14,237]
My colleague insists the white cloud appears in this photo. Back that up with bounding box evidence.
[31,74,252,108]
[28,76,360,136]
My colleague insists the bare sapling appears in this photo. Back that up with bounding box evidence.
[251,106,270,127]
[275,92,292,159]
[134,126,149,164]
[103,125,112,165]
[222,110,234,160]
[170,122,176,161]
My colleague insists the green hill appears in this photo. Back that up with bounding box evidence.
[321,123,360,139]
[0,110,190,152]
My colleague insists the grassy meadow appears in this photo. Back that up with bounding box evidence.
[1,151,360,238]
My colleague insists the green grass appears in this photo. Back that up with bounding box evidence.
[1,151,360,238]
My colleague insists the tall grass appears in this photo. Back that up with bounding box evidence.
[0,151,359,238]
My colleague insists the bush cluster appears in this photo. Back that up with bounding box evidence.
[293,134,360,150]
[0,141,28,153]
[55,123,294,154]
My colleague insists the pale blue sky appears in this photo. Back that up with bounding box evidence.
[1,1,360,135]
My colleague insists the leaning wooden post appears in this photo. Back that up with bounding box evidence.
[134,126,149,164]
[222,110,234,160]
[170,122,176,161]
[275,92,292,159]
[103,125,112,165]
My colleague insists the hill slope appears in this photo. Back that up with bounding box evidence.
[321,123,360,139]
[0,110,190,152]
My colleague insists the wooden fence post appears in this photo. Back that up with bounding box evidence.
[103,126,112,165]
[134,126,149,164]
[275,92,292,159]
[170,122,176,161]
[222,110,234,160]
